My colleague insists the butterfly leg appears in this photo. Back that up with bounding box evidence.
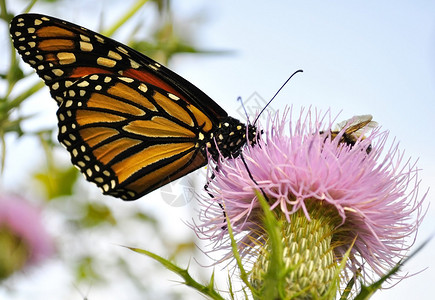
[204,166,228,230]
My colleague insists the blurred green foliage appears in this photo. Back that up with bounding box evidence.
[0,0,213,298]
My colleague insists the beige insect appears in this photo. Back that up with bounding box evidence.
[328,115,378,153]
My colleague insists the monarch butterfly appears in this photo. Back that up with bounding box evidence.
[10,13,258,201]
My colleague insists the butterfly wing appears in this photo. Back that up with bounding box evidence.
[10,13,227,122]
[10,13,243,200]
[58,74,212,200]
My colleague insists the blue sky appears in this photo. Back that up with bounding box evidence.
[195,3,435,299]
[2,0,435,299]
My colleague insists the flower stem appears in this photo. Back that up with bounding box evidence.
[102,0,149,37]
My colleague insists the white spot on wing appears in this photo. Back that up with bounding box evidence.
[138,83,147,93]
[80,34,90,42]
[168,93,179,100]
[57,52,76,65]
[108,50,122,60]
[95,35,105,43]
[119,77,134,83]
[129,59,140,69]
[52,69,64,77]
[117,46,128,55]
[77,81,89,87]
[80,41,93,52]
[97,57,116,68]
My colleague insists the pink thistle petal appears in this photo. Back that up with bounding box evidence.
[0,195,54,265]
[194,107,426,279]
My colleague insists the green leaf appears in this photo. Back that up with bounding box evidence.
[79,202,117,228]
[102,0,150,37]
[128,246,225,300]
[168,240,196,261]
[224,200,255,295]
[75,255,102,283]
[340,269,359,300]
[134,211,158,226]
[5,60,25,85]
[354,236,432,300]
[33,165,79,200]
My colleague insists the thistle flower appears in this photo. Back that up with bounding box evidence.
[195,108,425,298]
[0,195,54,280]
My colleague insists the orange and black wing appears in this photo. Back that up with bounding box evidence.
[9,13,227,122]
[10,13,254,200]
[57,74,214,200]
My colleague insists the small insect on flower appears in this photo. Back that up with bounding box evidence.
[321,114,378,153]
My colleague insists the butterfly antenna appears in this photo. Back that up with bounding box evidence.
[237,96,250,123]
[254,69,303,124]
